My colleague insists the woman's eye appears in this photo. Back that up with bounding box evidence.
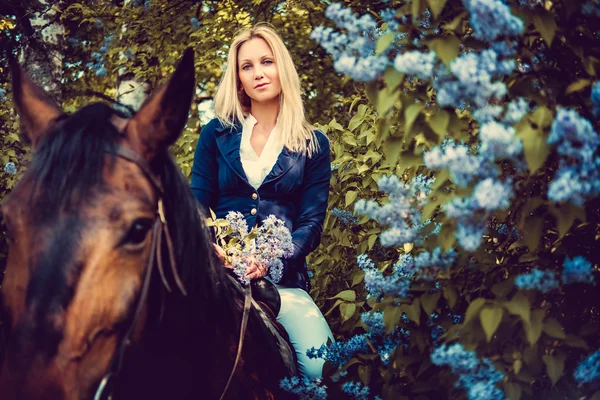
[242,64,251,70]
[263,60,273,65]
[124,218,154,246]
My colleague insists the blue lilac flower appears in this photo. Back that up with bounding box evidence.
[424,141,490,188]
[3,162,17,175]
[311,4,392,82]
[280,376,328,399]
[433,49,514,110]
[341,381,369,399]
[358,254,412,298]
[548,161,600,207]
[547,108,600,206]
[473,105,503,124]
[394,51,437,80]
[190,17,201,29]
[256,215,294,283]
[549,108,599,163]
[455,221,487,251]
[562,256,595,284]
[431,343,505,400]
[226,211,248,237]
[307,334,370,366]
[463,0,524,42]
[361,311,410,364]
[355,175,432,247]
[574,349,600,384]
[472,178,513,211]
[331,208,359,226]
[503,97,529,125]
[515,268,559,293]
[380,8,400,32]
[479,122,523,161]
[593,82,600,117]
[413,247,458,279]
[519,0,543,8]
[583,0,600,17]
[491,41,518,57]
[0,88,6,102]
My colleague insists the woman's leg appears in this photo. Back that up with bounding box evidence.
[275,285,334,378]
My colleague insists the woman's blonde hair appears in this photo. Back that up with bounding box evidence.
[214,23,319,156]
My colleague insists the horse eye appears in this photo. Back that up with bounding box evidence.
[124,218,154,246]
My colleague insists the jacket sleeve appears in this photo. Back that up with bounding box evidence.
[288,132,331,262]
[191,120,219,212]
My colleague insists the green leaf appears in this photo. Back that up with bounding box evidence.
[428,36,461,66]
[340,302,357,322]
[426,0,448,18]
[384,305,403,333]
[566,79,591,94]
[330,290,356,302]
[519,125,549,174]
[421,292,441,315]
[412,0,422,21]
[348,114,364,132]
[405,102,424,135]
[377,86,400,116]
[533,10,557,46]
[480,307,504,342]
[376,32,396,55]
[402,299,421,324]
[384,136,404,167]
[504,382,522,400]
[522,215,544,253]
[358,364,372,386]
[384,66,404,91]
[531,106,553,129]
[345,190,358,206]
[428,109,450,137]
[443,286,458,309]
[464,298,487,325]
[505,292,531,325]
[352,270,365,287]
[525,309,545,346]
[542,353,565,386]
[367,234,377,250]
[543,318,567,339]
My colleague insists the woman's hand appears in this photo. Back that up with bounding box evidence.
[245,258,268,281]
[213,243,232,269]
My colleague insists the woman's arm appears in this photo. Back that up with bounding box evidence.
[191,119,219,211]
[289,132,332,261]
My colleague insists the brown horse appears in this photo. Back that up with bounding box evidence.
[0,50,295,399]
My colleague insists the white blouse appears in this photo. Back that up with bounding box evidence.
[240,114,284,190]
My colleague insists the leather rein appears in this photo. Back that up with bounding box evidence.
[93,144,250,400]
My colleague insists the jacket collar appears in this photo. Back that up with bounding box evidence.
[214,119,301,187]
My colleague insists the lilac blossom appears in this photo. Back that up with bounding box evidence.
[515,268,559,292]
[562,256,595,284]
[431,343,505,400]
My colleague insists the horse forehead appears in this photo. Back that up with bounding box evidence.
[102,156,157,203]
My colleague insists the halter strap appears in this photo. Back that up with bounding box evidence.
[94,144,251,400]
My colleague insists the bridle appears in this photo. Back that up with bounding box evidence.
[93,144,251,400]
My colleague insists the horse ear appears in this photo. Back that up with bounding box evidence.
[10,61,64,148]
[126,48,195,161]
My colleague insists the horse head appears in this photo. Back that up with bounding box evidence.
[0,50,197,399]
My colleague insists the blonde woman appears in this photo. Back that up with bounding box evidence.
[191,24,333,378]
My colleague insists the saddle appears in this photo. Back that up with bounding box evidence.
[226,274,298,376]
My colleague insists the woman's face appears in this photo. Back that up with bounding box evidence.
[237,38,282,105]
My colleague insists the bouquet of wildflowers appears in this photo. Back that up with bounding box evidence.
[208,211,294,285]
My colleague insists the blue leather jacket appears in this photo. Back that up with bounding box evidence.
[191,118,331,290]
